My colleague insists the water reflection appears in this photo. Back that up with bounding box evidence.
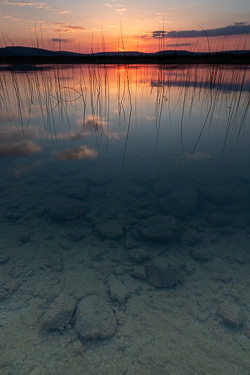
[55,145,98,161]
[0,64,250,375]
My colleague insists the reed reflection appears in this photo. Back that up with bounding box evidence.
[0,64,249,160]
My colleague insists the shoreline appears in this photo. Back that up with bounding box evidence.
[1,53,250,65]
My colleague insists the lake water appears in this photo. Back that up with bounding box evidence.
[0,63,250,374]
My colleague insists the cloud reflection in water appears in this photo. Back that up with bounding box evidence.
[55,145,98,161]
[0,141,42,158]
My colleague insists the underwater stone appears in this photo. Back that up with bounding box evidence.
[71,339,86,355]
[228,251,250,264]
[130,186,147,197]
[108,276,129,304]
[75,296,117,340]
[129,170,150,184]
[218,301,245,328]
[218,227,234,235]
[16,233,31,243]
[138,215,178,241]
[3,211,21,221]
[45,197,87,221]
[68,228,84,242]
[146,257,181,287]
[224,205,242,215]
[29,366,48,375]
[180,228,201,246]
[88,186,107,197]
[0,252,10,264]
[65,185,87,200]
[86,171,112,186]
[0,276,20,302]
[163,188,199,218]
[243,324,250,339]
[88,247,106,260]
[200,185,235,206]
[128,248,150,263]
[152,181,170,196]
[45,253,63,272]
[41,291,76,331]
[206,212,233,227]
[231,217,248,229]
[203,202,219,213]
[85,204,102,221]
[132,265,147,280]
[124,237,138,250]
[134,209,153,219]
[96,219,123,239]
[191,249,212,261]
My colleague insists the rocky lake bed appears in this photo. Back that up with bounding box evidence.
[1,159,250,375]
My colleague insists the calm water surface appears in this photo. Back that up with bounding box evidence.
[0,64,250,375]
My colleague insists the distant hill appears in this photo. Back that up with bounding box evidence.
[0,46,249,58]
[155,49,250,56]
[0,46,249,65]
[0,46,82,57]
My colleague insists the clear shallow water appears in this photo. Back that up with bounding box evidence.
[0,64,250,375]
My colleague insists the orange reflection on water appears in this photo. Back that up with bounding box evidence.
[175,152,211,164]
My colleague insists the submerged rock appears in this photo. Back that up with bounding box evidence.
[129,170,150,184]
[152,181,170,196]
[163,188,199,218]
[180,228,201,246]
[0,276,20,302]
[228,251,250,264]
[128,248,150,263]
[88,247,106,260]
[45,197,87,221]
[68,228,84,242]
[191,248,212,261]
[243,324,250,339]
[41,291,76,331]
[200,185,235,206]
[71,339,86,355]
[45,253,63,272]
[132,265,147,280]
[86,172,112,186]
[75,296,117,340]
[134,209,153,219]
[218,301,245,328]
[138,215,178,241]
[0,252,10,264]
[146,257,181,287]
[65,185,87,200]
[206,212,232,227]
[96,219,123,239]
[29,366,48,375]
[108,276,129,304]
[124,238,138,250]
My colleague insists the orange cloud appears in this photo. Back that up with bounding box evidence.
[51,25,87,33]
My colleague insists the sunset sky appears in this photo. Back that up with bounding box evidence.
[0,0,249,53]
